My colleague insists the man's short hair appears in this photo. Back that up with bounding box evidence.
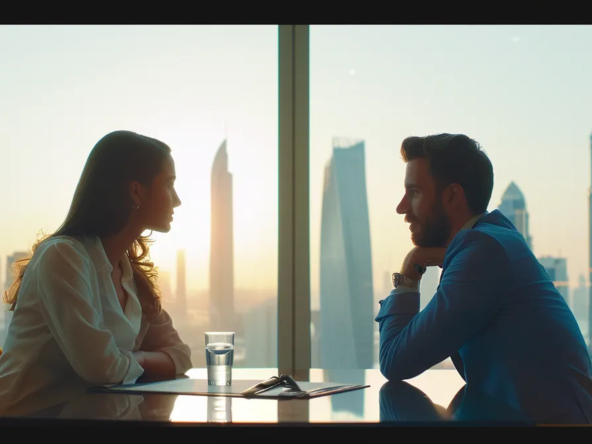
[401,133,494,214]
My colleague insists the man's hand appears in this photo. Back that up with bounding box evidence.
[400,247,447,281]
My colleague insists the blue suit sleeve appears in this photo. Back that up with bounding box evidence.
[375,231,511,381]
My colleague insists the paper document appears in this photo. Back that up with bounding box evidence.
[98,378,368,399]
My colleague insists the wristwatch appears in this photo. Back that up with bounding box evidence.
[392,272,420,290]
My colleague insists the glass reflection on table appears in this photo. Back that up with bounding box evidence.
[207,396,232,423]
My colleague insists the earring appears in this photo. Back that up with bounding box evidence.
[131,204,140,210]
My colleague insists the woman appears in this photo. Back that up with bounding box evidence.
[0,130,192,415]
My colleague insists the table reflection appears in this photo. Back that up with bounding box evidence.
[379,381,534,425]
[379,381,448,422]
[59,394,146,420]
[323,369,366,420]
[3,368,557,425]
[22,392,178,421]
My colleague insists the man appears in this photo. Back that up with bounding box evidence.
[376,133,592,424]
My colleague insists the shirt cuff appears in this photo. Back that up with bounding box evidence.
[159,347,193,375]
[375,288,420,322]
[119,349,145,385]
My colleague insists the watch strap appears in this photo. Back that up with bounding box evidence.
[392,272,420,290]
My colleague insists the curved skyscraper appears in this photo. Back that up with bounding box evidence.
[210,140,235,331]
[498,181,532,250]
[319,138,374,369]
[589,132,592,351]
[175,250,187,323]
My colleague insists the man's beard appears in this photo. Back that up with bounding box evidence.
[410,203,451,248]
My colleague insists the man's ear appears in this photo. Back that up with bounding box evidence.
[445,183,465,209]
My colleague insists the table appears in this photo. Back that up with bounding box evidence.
[1,367,539,425]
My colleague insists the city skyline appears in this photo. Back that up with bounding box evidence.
[0,25,279,295]
[2,25,592,364]
[1,26,592,296]
[308,26,592,312]
[497,182,573,305]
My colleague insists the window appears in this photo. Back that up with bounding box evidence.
[310,25,592,369]
[0,25,278,368]
[4,24,589,378]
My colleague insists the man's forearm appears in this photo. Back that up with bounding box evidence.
[376,290,422,380]
[134,351,176,378]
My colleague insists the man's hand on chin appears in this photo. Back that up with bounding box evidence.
[400,247,447,281]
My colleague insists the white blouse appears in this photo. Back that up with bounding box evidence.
[0,235,192,415]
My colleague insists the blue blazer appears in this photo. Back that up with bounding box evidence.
[376,209,592,422]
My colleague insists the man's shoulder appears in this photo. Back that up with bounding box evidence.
[446,226,513,264]
[440,229,514,284]
[450,225,506,249]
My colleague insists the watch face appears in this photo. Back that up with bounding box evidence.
[413,263,427,275]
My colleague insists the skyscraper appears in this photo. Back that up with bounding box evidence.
[498,181,532,250]
[159,271,173,306]
[210,140,235,331]
[0,255,3,347]
[175,250,187,322]
[588,132,592,351]
[538,256,569,303]
[572,274,588,336]
[2,251,28,345]
[242,298,277,367]
[4,252,28,292]
[319,138,374,369]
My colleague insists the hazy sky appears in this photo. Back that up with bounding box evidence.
[2,25,592,313]
[0,25,278,296]
[310,25,592,309]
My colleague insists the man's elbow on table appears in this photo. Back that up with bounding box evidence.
[379,345,423,382]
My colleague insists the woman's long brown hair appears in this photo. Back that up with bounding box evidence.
[3,130,172,320]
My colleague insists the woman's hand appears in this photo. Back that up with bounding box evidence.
[133,350,176,379]
[132,351,145,368]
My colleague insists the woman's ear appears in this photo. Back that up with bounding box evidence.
[129,181,142,208]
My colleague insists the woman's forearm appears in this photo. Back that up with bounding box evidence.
[134,351,176,378]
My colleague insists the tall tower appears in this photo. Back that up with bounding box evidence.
[209,140,235,331]
[498,181,532,250]
[588,132,592,351]
[2,252,28,345]
[319,138,374,368]
[175,250,187,321]
[4,252,28,292]
[538,256,569,303]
